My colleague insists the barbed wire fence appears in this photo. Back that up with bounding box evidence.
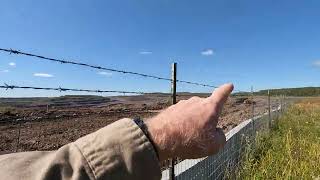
[1,48,252,179]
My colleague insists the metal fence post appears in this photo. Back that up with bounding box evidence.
[284,95,286,110]
[282,95,284,112]
[16,120,21,152]
[280,95,283,113]
[37,121,42,148]
[251,86,255,133]
[268,90,271,129]
[285,95,287,110]
[284,95,286,111]
[169,62,177,180]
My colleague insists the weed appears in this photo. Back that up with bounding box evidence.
[233,102,320,179]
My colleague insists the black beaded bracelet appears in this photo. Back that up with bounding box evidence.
[133,118,159,159]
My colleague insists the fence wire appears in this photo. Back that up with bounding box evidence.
[0,83,145,95]
[0,48,220,88]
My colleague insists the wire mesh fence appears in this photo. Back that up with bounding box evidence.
[161,106,283,180]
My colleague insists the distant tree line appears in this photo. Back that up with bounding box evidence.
[234,87,320,97]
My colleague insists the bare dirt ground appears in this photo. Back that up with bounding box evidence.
[0,94,279,154]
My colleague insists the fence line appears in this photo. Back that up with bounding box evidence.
[1,47,268,176]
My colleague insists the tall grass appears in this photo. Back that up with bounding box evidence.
[235,102,320,179]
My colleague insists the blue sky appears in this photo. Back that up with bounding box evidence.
[1,0,320,97]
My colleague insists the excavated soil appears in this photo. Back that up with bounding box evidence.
[0,95,279,154]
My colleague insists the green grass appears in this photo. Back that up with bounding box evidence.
[235,102,320,179]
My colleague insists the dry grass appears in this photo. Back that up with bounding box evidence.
[234,99,320,179]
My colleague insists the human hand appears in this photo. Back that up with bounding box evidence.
[146,83,234,162]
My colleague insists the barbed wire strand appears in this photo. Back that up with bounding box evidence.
[0,83,145,95]
[0,48,219,88]
[0,83,250,99]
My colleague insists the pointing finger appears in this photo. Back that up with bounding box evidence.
[206,83,234,106]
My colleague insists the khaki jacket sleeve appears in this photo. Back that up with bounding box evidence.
[0,118,161,180]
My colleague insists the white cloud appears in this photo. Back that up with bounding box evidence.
[1,70,9,73]
[97,71,113,76]
[33,73,54,78]
[9,62,16,67]
[201,49,214,56]
[139,51,153,55]
[313,60,320,67]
